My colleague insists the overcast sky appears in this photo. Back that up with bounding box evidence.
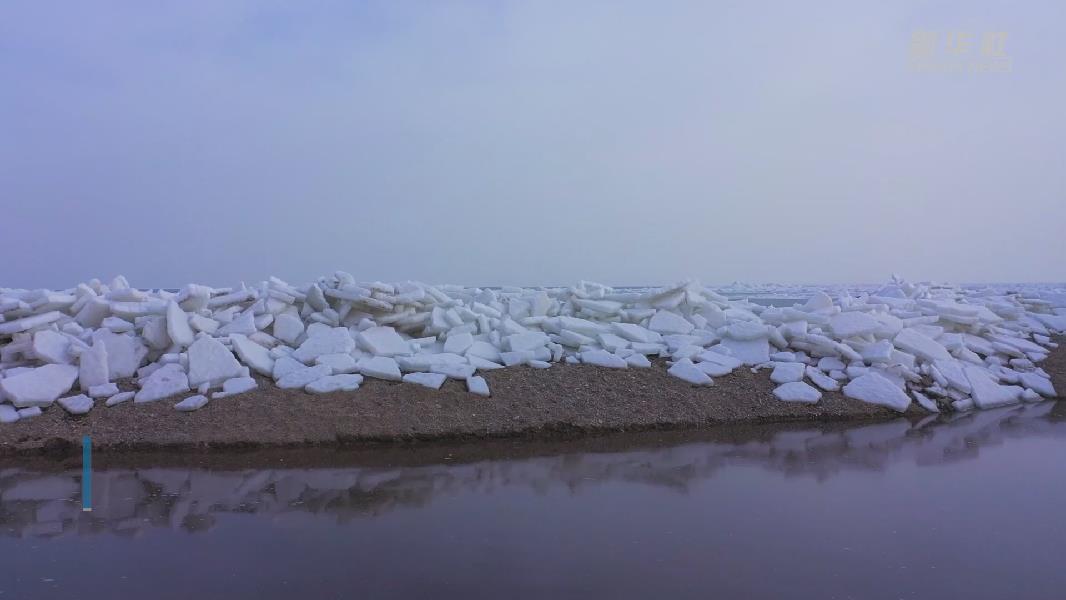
[2,1,1063,289]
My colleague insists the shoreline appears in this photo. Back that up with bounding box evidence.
[2,337,1063,457]
[0,418,917,471]
[1,398,1061,471]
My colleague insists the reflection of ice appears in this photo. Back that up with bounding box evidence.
[4,476,78,501]
[2,403,1065,539]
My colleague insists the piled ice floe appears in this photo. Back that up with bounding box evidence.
[0,273,1063,421]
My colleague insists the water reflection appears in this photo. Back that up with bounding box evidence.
[3,402,1062,540]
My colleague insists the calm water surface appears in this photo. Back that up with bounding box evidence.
[3,403,1066,599]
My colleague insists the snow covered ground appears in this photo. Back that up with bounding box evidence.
[0,273,1063,421]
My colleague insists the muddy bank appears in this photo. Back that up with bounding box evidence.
[7,398,1066,472]
[2,338,1063,456]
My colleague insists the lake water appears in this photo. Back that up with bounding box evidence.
[3,402,1066,599]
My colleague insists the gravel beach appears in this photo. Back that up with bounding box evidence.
[1,336,1062,456]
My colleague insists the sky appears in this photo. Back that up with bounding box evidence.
[1,0,1063,289]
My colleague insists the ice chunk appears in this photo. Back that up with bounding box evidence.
[305,374,363,394]
[88,383,119,398]
[719,338,770,366]
[273,313,305,345]
[166,301,195,347]
[505,332,550,352]
[696,361,734,376]
[574,298,623,315]
[804,367,840,392]
[17,407,42,419]
[403,372,447,389]
[293,327,356,363]
[1021,388,1043,402]
[315,353,357,374]
[277,364,333,389]
[842,372,911,412]
[465,341,502,362]
[500,351,535,367]
[625,354,652,368]
[550,328,592,347]
[989,333,1048,356]
[770,362,805,384]
[468,356,505,370]
[466,376,491,397]
[1019,371,1056,397]
[1033,313,1066,332]
[847,365,869,379]
[817,357,846,372]
[217,311,256,336]
[631,342,666,355]
[648,311,694,335]
[893,328,951,362]
[670,343,703,361]
[135,363,190,403]
[860,340,894,364]
[913,391,939,413]
[950,398,974,411]
[596,333,630,353]
[187,335,244,388]
[141,316,171,349]
[174,394,209,412]
[610,322,659,343]
[964,366,1022,409]
[872,313,904,338]
[57,394,93,415]
[188,314,219,335]
[102,316,135,333]
[91,330,147,379]
[229,334,275,376]
[221,376,258,395]
[0,364,79,408]
[397,353,460,372]
[932,359,971,393]
[75,298,109,328]
[105,391,134,406]
[802,291,834,312]
[723,321,767,341]
[697,351,743,370]
[357,326,412,356]
[829,311,881,338]
[0,405,19,424]
[443,332,474,354]
[78,341,110,391]
[358,356,402,381]
[431,363,477,379]
[272,355,305,380]
[0,310,62,335]
[32,330,74,364]
[580,350,628,368]
[773,382,821,403]
[668,358,712,385]
[555,316,606,337]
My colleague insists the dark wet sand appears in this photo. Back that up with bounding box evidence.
[2,337,1062,456]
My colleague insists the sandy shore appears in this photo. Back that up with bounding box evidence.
[2,337,1063,456]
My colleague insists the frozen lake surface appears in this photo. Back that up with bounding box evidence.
[3,402,1066,599]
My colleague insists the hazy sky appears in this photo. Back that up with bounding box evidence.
[2,1,1063,289]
